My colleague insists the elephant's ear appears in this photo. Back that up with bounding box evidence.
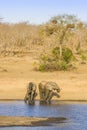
[46,84,53,91]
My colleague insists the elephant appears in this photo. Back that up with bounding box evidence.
[39,81,60,103]
[24,82,37,104]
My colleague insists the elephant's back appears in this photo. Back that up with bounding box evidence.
[38,81,47,90]
[45,82,60,90]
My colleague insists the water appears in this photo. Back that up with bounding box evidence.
[0,101,87,130]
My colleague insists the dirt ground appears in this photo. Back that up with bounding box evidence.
[0,55,87,101]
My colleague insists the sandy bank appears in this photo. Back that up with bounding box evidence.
[0,116,66,127]
[0,57,87,101]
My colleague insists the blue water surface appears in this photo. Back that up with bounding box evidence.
[0,101,87,130]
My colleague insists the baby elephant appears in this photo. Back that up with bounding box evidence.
[39,81,60,103]
[24,82,37,104]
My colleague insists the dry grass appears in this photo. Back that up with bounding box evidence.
[0,22,42,56]
[0,20,87,57]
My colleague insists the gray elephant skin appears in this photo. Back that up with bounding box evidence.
[39,81,60,103]
[24,82,37,104]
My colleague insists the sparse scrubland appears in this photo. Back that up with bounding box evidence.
[0,15,87,71]
[0,15,87,100]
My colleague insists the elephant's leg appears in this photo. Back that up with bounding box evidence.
[39,88,44,101]
[27,93,32,104]
[39,92,46,103]
[33,92,37,101]
[45,89,51,100]
[46,91,53,103]
[39,88,42,99]
[27,91,36,104]
[30,91,35,104]
[30,92,36,104]
[28,98,32,104]
[24,93,28,103]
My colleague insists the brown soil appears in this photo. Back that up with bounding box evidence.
[0,56,87,101]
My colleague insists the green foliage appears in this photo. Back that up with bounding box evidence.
[77,49,84,55]
[56,60,69,70]
[79,51,87,61]
[52,47,60,59]
[76,49,87,61]
[38,47,75,71]
[62,48,74,63]
[52,47,74,63]
[39,64,48,71]
[81,54,87,61]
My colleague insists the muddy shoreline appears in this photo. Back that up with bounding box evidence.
[0,99,87,102]
[0,116,66,127]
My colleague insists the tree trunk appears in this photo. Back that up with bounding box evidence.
[59,44,62,59]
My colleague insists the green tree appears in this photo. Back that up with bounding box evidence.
[50,14,79,59]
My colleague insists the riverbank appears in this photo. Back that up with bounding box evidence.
[0,116,66,127]
[0,56,87,101]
